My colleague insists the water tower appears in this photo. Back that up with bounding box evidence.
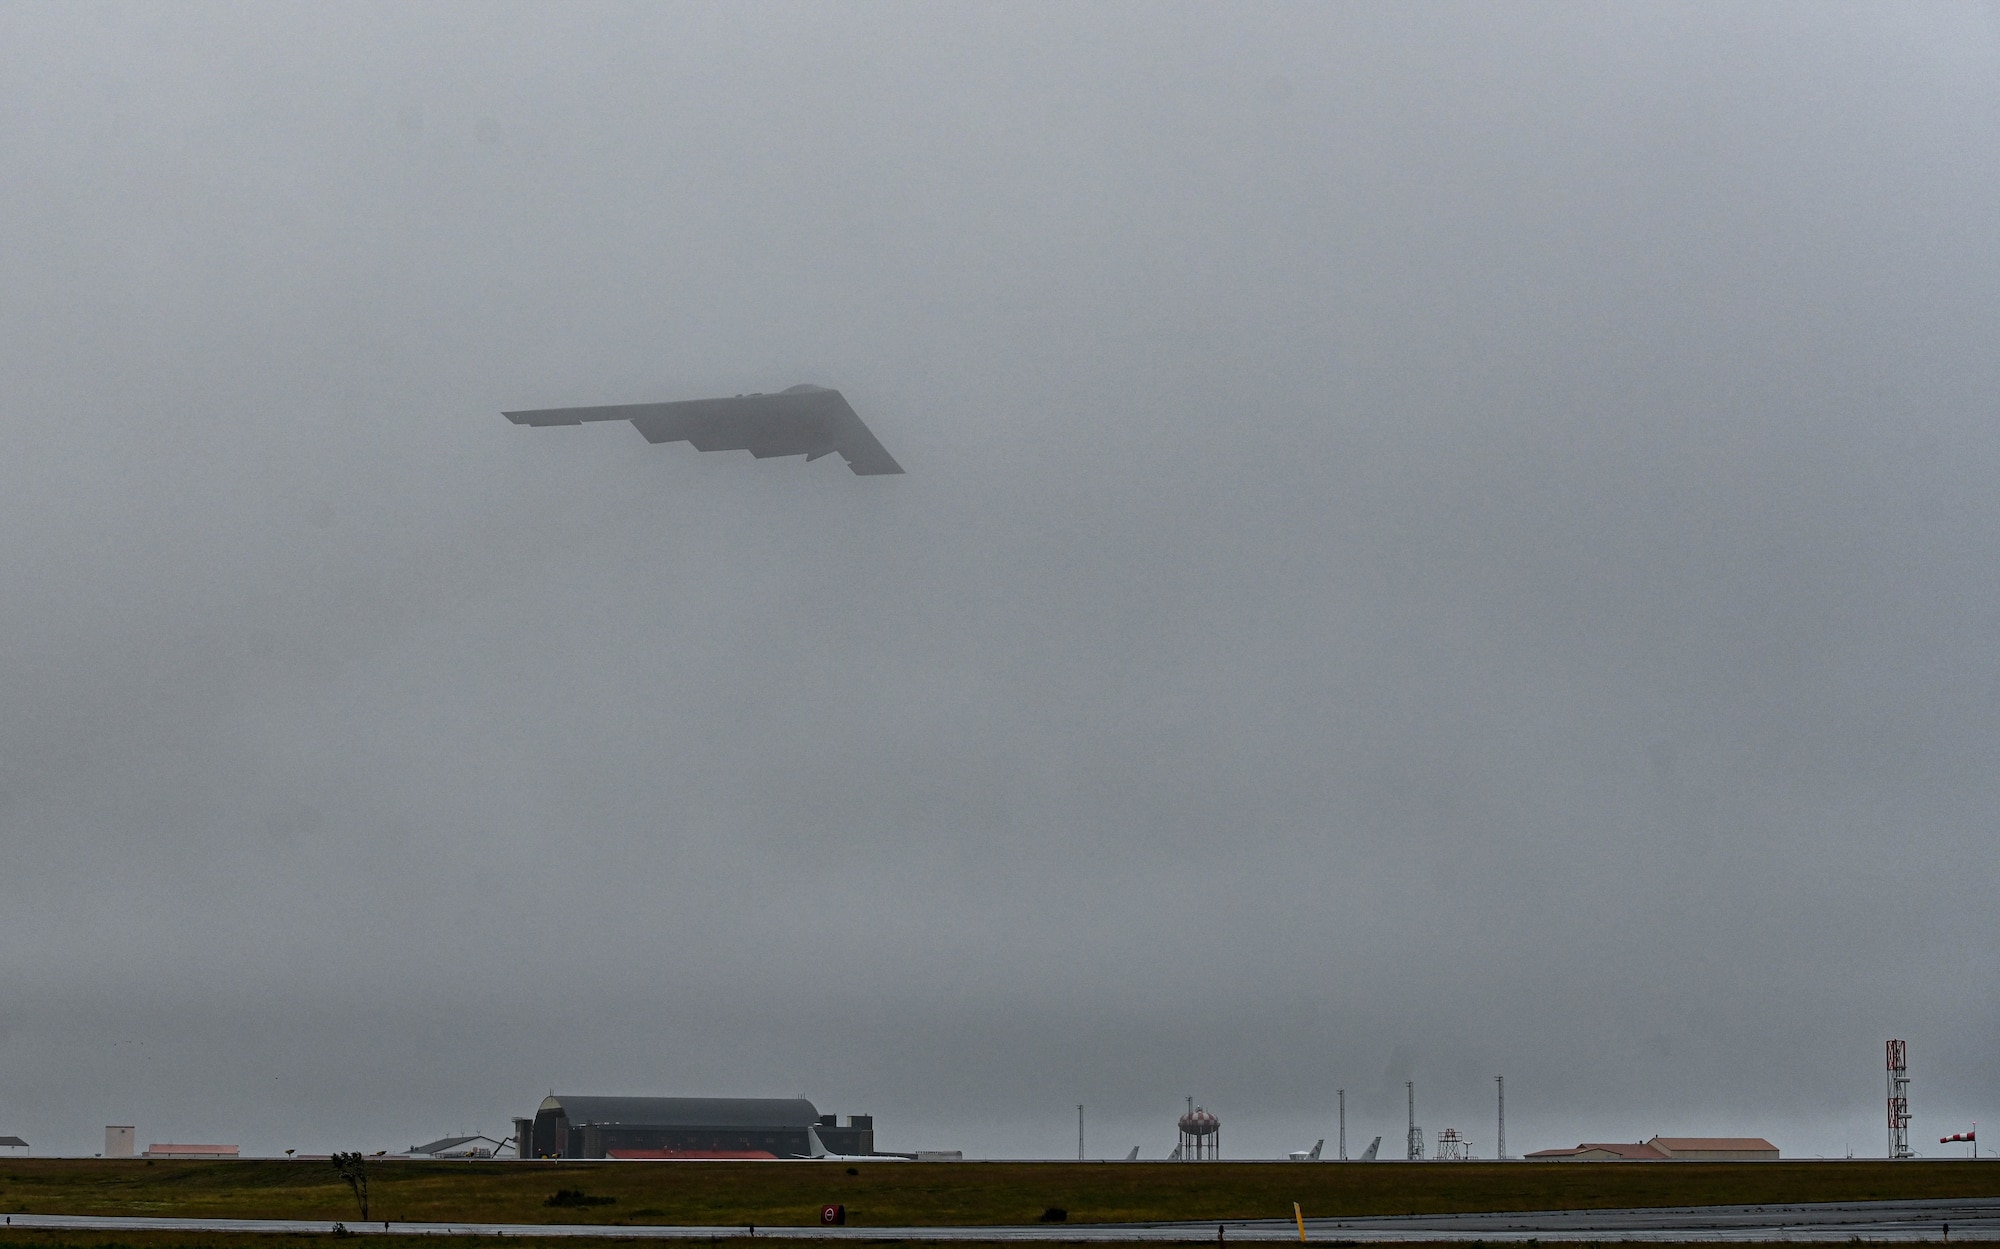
[1177,1099,1220,1160]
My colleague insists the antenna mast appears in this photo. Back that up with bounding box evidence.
[1496,1076,1506,1160]
[1887,1040,1912,1159]
[1405,1081,1424,1160]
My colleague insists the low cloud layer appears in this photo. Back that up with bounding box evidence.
[0,2,1996,1161]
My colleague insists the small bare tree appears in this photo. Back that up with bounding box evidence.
[331,1152,369,1220]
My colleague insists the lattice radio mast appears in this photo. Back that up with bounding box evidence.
[1887,1039,1912,1159]
[1405,1081,1425,1160]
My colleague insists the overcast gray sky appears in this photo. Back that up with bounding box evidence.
[2,1,1997,1162]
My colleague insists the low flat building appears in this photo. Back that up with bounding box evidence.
[1527,1141,1669,1161]
[143,1144,240,1159]
[0,1136,26,1155]
[1650,1136,1779,1160]
[1528,1135,1777,1162]
[408,1134,509,1159]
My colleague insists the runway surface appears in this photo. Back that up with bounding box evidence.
[5,1197,1998,1241]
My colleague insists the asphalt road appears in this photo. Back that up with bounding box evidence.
[5,1197,1999,1241]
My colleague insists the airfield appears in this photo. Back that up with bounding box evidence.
[1,1159,1998,1244]
[2,1196,2000,1242]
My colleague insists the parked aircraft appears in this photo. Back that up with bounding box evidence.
[804,1125,909,1162]
[1288,1139,1324,1161]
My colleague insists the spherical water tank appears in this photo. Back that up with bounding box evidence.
[1178,1107,1220,1137]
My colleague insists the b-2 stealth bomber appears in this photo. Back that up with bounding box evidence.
[504,384,903,475]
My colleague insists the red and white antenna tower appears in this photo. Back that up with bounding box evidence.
[1886,1039,1912,1159]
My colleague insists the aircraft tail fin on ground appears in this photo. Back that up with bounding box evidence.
[1359,1136,1382,1162]
[1124,1146,1140,1161]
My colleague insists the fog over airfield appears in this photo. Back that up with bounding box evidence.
[1,3,1996,1160]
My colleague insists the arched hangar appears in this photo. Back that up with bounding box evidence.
[521,1095,874,1159]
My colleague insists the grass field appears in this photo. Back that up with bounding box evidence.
[0,1238,1221,1249]
[0,1238,1883,1249]
[0,1159,1994,1228]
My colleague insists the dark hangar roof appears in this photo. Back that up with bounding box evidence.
[538,1095,820,1129]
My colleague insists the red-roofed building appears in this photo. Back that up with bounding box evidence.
[1527,1135,1777,1161]
[1650,1136,1778,1160]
